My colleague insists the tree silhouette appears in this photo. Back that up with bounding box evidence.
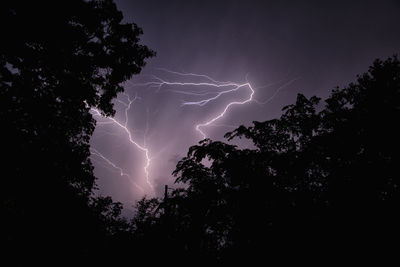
[132,55,400,263]
[2,1,399,260]
[0,0,154,260]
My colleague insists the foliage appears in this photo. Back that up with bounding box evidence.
[132,56,400,262]
[0,0,153,260]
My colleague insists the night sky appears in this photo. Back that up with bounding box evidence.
[89,0,400,211]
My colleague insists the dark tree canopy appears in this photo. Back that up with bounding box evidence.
[2,1,399,262]
[130,56,400,263]
[0,0,153,261]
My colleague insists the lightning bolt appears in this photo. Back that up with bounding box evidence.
[91,68,298,199]
[192,82,254,139]
[90,93,154,191]
[128,69,290,140]
[90,148,144,193]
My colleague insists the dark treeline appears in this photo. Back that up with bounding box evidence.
[0,0,154,263]
[131,55,400,264]
[1,0,400,264]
